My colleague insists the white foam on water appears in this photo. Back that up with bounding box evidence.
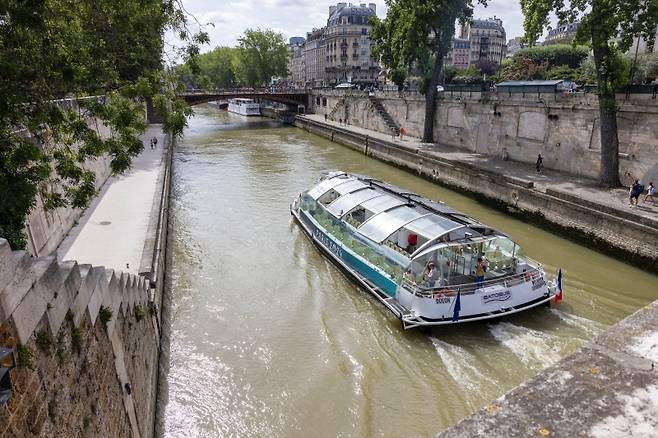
[488,322,561,371]
[549,308,604,337]
[430,337,499,396]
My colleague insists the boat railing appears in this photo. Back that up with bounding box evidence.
[402,268,545,297]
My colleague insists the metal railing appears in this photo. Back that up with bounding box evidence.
[402,267,545,298]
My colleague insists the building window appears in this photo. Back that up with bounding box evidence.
[361,28,367,35]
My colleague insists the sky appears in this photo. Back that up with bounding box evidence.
[181,0,530,51]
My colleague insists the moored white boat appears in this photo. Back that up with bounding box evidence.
[228,98,261,116]
[291,171,559,329]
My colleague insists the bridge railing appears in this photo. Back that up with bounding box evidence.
[180,88,308,95]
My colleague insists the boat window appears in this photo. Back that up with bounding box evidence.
[318,189,341,206]
[405,215,461,241]
[358,206,427,243]
[326,189,382,218]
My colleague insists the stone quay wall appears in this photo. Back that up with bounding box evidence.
[0,238,158,438]
[23,99,115,258]
[294,116,658,271]
[309,90,658,184]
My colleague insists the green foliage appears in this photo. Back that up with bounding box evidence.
[36,330,52,353]
[513,45,590,69]
[370,0,483,142]
[0,0,207,249]
[520,0,656,186]
[390,67,408,90]
[17,344,34,369]
[176,47,239,90]
[98,306,113,330]
[72,326,83,353]
[545,65,578,80]
[134,305,146,322]
[235,29,289,87]
[631,52,658,84]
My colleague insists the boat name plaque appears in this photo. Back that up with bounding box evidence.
[481,287,512,304]
[314,228,344,258]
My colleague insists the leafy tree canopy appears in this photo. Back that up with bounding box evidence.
[521,0,657,186]
[234,29,289,87]
[370,0,483,142]
[176,46,239,90]
[0,0,208,248]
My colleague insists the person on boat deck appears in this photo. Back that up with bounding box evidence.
[423,261,438,287]
[403,268,415,285]
[475,257,486,288]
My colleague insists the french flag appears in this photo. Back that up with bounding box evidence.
[554,269,563,303]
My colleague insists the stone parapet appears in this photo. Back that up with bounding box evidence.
[0,237,156,437]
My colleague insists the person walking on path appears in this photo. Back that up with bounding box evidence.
[152,136,158,148]
[643,182,655,205]
[399,127,406,141]
[535,154,543,173]
[629,180,643,207]
[149,138,154,149]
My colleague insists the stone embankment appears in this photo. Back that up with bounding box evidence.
[0,238,158,437]
[294,115,658,272]
[437,299,658,437]
[311,89,658,184]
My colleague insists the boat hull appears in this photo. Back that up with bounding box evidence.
[291,199,556,329]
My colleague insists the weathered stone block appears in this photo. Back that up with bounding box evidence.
[46,261,81,335]
[517,111,546,141]
[9,256,62,344]
[86,266,106,326]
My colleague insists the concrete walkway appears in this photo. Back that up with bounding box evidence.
[304,114,658,225]
[57,125,167,274]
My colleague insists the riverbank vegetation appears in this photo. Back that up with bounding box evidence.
[175,29,289,89]
[0,0,207,249]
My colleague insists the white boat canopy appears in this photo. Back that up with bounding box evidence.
[404,215,463,240]
[327,188,383,218]
[333,179,368,195]
[358,206,429,243]
[307,175,351,200]
[359,195,406,215]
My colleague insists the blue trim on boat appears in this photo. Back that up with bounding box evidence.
[299,210,399,297]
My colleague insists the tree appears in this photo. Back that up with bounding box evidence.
[520,0,657,187]
[371,0,481,143]
[234,29,289,87]
[0,0,207,249]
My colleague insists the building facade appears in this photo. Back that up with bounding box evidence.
[506,36,525,57]
[304,28,327,87]
[446,17,507,68]
[543,22,579,45]
[324,3,379,85]
[287,37,306,85]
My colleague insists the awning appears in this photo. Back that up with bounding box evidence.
[326,189,383,218]
[358,206,427,243]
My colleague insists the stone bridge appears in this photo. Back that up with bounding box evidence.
[179,89,309,107]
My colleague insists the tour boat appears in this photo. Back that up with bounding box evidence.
[228,98,261,116]
[291,171,558,329]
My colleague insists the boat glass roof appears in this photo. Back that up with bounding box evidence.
[359,195,406,214]
[307,175,351,199]
[358,206,427,243]
[327,189,383,217]
[333,179,368,195]
[404,215,462,239]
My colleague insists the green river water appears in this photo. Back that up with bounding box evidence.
[159,106,658,437]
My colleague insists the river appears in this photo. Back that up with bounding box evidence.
[159,106,658,437]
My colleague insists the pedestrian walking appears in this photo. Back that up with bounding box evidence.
[629,180,643,207]
[339,118,342,126]
[152,136,158,148]
[536,154,543,173]
[643,181,655,205]
[149,138,153,149]
[399,127,406,141]
[324,113,327,121]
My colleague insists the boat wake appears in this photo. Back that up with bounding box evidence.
[430,337,500,401]
[488,322,562,371]
[548,308,605,338]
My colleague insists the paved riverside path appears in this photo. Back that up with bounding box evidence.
[57,125,167,274]
[302,114,658,225]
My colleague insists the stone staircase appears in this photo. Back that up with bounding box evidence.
[327,98,345,120]
[369,95,400,135]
